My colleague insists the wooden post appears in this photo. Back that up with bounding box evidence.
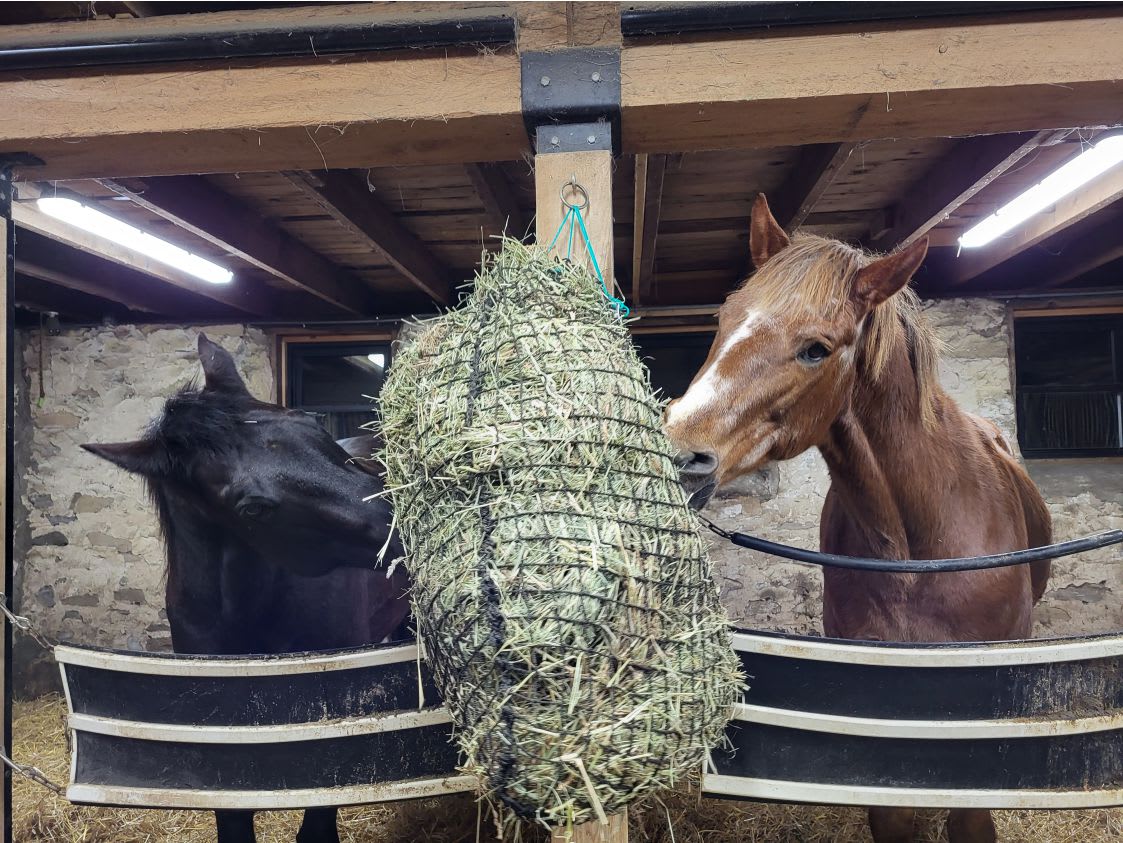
[0,165,13,843]
[535,148,616,289]
[550,811,628,843]
[534,140,625,843]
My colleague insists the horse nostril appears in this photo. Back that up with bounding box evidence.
[676,450,718,477]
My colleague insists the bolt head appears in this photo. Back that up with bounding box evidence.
[540,76,550,86]
[591,72,602,82]
[587,135,596,144]
[550,136,560,146]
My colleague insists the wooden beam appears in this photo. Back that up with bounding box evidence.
[4,11,1123,179]
[1,34,523,181]
[630,153,666,307]
[11,201,280,316]
[947,163,1123,286]
[284,171,454,305]
[13,274,133,322]
[869,131,1054,250]
[772,143,855,232]
[465,163,530,241]
[622,11,1123,154]
[1035,209,1123,290]
[96,176,378,316]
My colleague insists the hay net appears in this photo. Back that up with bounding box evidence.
[379,240,741,832]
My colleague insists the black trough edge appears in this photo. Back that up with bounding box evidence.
[621,1,1117,37]
[0,14,516,72]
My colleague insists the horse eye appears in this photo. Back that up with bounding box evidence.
[797,342,831,365]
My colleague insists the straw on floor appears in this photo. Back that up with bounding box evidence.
[378,241,743,834]
[14,695,1123,842]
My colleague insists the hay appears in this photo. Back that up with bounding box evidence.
[378,241,742,833]
[14,696,1123,842]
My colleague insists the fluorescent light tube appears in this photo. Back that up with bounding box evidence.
[367,353,386,367]
[36,197,234,284]
[958,134,1123,249]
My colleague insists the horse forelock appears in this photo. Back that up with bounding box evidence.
[736,233,941,426]
[146,381,249,468]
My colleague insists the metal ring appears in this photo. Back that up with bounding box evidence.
[560,179,589,211]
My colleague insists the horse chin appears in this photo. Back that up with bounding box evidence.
[685,478,717,511]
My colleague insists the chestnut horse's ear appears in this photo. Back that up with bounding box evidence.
[82,440,168,477]
[198,333,251,396]
[852,237,929,311]
[749,193,791,269]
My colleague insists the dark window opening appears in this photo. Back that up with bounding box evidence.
[285,341,392,440]
[633,332,714,400]
[1015,315,1123,458]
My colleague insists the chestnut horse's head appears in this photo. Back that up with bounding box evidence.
[664,194,930,508]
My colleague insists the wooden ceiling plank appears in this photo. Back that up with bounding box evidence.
[97,176,377,316]
[12,201,279,316]
[631,153,666,307]
[869,130,1055,250]
[948,164,1123,286]
[464,162,531,241]
[772,143,856,232]
[284,171,454,305]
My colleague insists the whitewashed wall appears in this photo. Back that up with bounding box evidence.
[13,325,272,693]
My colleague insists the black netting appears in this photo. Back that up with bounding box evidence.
[380,242,741,834]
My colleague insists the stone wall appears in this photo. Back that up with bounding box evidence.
[706,298,1123,638]
[13,325,272,695]
[10,302,1123,695]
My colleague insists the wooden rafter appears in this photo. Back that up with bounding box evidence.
[869,131,1055,251]
[948,163,1123,287]
[3,11,1122,180]
[12,201,280,317]
[97,177,379,316]
[284,171,454,306]
[13,230,237,319]
[1034,208,1123,290]
[14,273,133,321]
[465,163,530,241]
[771,143,855,232]
[630,153,666,307]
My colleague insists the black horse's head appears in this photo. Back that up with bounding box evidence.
[83,334,398,578]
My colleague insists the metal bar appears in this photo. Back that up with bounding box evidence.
[621,2,1116,37]
[0,163,12,843]
[0,14,515,71]
[713,523,1123,573]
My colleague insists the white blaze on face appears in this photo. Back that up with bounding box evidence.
[665,311,765,431]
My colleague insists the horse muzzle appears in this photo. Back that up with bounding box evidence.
[674,450,719,511]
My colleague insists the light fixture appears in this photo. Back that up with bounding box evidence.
[367,353,386,368]
[958,134,1123,250]
[36,197,234,284]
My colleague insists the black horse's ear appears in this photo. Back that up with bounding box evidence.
[82,440,168,476]
[198,333,251,396]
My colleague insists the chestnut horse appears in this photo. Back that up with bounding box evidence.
[664,195,1052,843]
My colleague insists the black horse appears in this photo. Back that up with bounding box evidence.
[83,334,410,843]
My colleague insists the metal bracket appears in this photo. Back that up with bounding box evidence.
[521,48,620,155]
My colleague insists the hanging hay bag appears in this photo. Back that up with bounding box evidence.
[379,241,741,831]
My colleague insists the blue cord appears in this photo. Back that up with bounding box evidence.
[545,205,630,318]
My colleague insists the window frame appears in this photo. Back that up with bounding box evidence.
[1013,312,1123,460]
[277,333,396,437]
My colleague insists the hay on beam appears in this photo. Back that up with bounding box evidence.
[379,240,743,834]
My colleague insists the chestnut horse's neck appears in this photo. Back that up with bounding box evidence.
[818,309,951,560]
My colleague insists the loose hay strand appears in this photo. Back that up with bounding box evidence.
[378,240,744,834]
